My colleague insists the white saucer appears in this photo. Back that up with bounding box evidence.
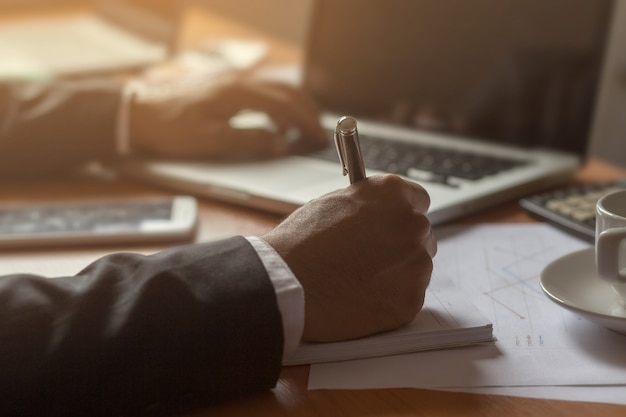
[540,248,626,335]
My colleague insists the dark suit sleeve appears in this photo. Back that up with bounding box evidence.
[0,79,122,180]
[0,236,284,416]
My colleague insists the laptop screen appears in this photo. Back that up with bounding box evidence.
[302,0,614,156]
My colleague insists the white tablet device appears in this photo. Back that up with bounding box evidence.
[0,195,198,248]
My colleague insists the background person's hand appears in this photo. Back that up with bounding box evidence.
[128,75,328,160]
[263,174,437,342]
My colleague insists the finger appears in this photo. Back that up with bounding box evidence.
[260,81,322,117]
[266,112,329,153]
[193,124,294,159]
[368,175,431,213]
[244,100,328,151]
[424,226,438,258]
[404,180,431,213]
[212,82,329,150]
[243,77,323,115]
[214,81,313,118]
[409,212,437,259]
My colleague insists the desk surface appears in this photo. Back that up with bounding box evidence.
[1,161,625,417]
[2,5,626,416]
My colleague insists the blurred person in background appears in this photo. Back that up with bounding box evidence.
[0,54,436,417]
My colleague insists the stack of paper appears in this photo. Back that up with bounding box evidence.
[285,279,494,365]
[307,224,626,406]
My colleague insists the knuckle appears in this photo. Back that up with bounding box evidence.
[393,254,433,325]
[375,173,407,192]
[397,290,426,326]
[408,212,432,235]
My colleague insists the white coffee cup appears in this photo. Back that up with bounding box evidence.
[596,189,626,309]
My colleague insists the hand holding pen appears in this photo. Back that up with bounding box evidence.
[263,115,436,340]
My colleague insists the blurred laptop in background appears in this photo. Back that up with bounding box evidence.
[0,0,179,80]
[116,0,616,225]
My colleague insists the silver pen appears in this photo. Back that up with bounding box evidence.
[334,116,367,184]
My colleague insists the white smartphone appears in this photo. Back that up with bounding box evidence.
[0,195,198,248]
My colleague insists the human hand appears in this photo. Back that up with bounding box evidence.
[262,174,437,342]
[128,75,328,160]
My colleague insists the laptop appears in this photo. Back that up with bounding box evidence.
[116,0,615,225]
[0,0,178,80]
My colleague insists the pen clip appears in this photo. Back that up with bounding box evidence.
[334,126,350,177]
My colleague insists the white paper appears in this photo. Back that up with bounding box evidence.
[0,15,166,77]
[309,224,626,404]
[286,277,493,365]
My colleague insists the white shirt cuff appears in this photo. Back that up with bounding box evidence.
[245,236,304,362]
[115,79,145,156]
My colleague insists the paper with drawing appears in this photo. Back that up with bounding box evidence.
[309,224,626,401]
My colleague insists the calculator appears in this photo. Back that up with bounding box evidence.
[519,179,626,242]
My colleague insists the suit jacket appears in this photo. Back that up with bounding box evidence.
[0,237,284,416]
[0,81,284,415]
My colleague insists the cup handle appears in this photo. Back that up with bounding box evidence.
[597,227,626,283]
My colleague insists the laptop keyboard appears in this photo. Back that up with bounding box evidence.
[310,133,529,187]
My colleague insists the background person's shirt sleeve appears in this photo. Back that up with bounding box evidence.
[0,79,121,180]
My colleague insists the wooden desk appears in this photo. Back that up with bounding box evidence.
[2,6,626,416]
[1,160,625,417]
